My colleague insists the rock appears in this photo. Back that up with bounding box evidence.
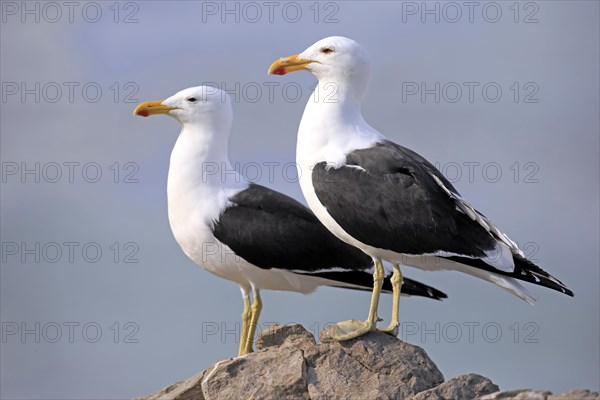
[413,373,499,399]
[480,390,551,399]
[138,370,206,400]
[322,327,445,398]
[139,324,598,400]
[202,346,308,400]
[304,343,387,399]
[480,389,600,400]
[255,323,316,351]
[549,390,600,400]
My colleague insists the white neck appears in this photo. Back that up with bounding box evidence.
[167,125,247,228]
[297,79,383,167]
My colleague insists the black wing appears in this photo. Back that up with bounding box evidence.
[212,183,373,272]
[312,140,496,256]
[212,183,448,299]
[312,140,573,296]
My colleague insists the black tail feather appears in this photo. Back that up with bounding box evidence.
[446,255,574,297]
[310,270,447,300]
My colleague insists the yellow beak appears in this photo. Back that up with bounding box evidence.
[268,54,316,75]
[133,101,178,117]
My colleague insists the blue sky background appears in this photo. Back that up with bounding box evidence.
[1,1,599,398]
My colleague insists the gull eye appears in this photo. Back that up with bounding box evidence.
[320,47,334,55]
[187,97,198,103]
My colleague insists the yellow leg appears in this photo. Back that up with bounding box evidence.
[238,295,252,356]
[242,289,262,355]
[322,259,385,342]
[378,264,403,336]
[366,259,385,324]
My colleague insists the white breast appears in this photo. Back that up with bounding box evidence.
[167,132,343,294]
[296,89,383,260]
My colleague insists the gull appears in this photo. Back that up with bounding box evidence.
[268,36,573,341]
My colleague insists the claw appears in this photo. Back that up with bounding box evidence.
[378,322,399,337]
[321,319,376,342]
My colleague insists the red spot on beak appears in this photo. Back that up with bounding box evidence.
[272,68,286,76]
[137,110,150,117]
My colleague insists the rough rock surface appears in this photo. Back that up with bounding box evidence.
[139,324,598,400]
[480,389,600,400]
[413,373,499,400]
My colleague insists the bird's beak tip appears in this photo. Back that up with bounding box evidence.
[268,54,311,76]
[133,100,172,118]
[133,107,150,117]
[268,67,287,76]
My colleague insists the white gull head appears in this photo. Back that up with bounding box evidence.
[299,36,371,99]
[163,86,233,133]
[269,36,372,104]
[269,36,382,166]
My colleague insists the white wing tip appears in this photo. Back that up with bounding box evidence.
[489,274,539,305]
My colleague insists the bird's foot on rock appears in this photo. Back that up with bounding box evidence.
[320,319,375,343]
[237,346,254,357]
[377,322,399,337]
